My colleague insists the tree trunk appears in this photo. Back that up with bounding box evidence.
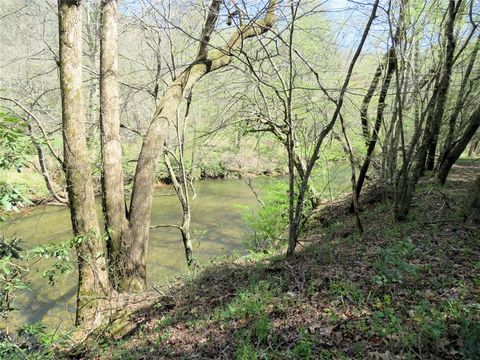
[468,140,479,157]
[436,105,480,185]
[99,0,127,287]
[394,0,459,219]
[425,0,458,171]
[164,154,193,266]
[119,0,277,291]
[57,0,110,326]
[360,62,384,146]
[355,0,406,200]
[355,47,396,199]
[287,0,379,256]
[439,33,480,165]
[27,124,68,204]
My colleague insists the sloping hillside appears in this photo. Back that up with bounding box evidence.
[78,160,480,359]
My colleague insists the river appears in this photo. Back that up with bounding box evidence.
[0,167,350,331]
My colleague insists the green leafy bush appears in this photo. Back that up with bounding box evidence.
[0,236,27,321]
[0,112,30,171]
[0,182,32,217]
[242,180,289,252]
[0,112,32,219]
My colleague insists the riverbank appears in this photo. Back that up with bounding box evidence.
[60,159,478,359]
[0,141,288,209]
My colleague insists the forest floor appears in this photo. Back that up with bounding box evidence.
[78,160,479,359]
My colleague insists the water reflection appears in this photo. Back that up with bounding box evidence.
[0,178,262,330]
[0,166,349,330]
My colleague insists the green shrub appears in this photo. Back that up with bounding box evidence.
[0,182,32,219]
[242,180,289,252]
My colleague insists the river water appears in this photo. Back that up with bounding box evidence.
[0,167,349,330]
[0,178,270,330]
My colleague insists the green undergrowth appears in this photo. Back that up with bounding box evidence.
[62,161,480,358]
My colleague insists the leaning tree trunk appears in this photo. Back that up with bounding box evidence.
[164,154,193,265]
[287,0,380,256]
[118,0,277,292]
[424,0,458,171]
[58,0,110,326]
[354,0,406,201]
[439,33,480,164]
[436,105,480,185]
[360,62,383,146]
[99,0,128,288]
[355,47,396,199]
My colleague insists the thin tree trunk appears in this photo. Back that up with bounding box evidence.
[57,0,110,326]
[164,154,193,265]
[439,33,480,164]
[99,0,127,287]
[360,62,384,146]
[28,124,68,204]
[287,0,379,256]
[394,0,460,220]
[339,116,363,233]
[468,140,479,156]
[355,0,405,200]
[425,0,458,171]
[355,47,396,199]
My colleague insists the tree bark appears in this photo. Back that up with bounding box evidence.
[436,105,480,185]
[57,0,110,326]
[360,62,384,146]
[355,0,406,201]
[439,33,480,165]
[99,0,127,287]
[424,0,458,171]
[394,0,460,220]
[119,0,277,291]
[355,47,397,199]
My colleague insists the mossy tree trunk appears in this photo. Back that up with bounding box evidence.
[57,0,110,326]
[99,0,128,288]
